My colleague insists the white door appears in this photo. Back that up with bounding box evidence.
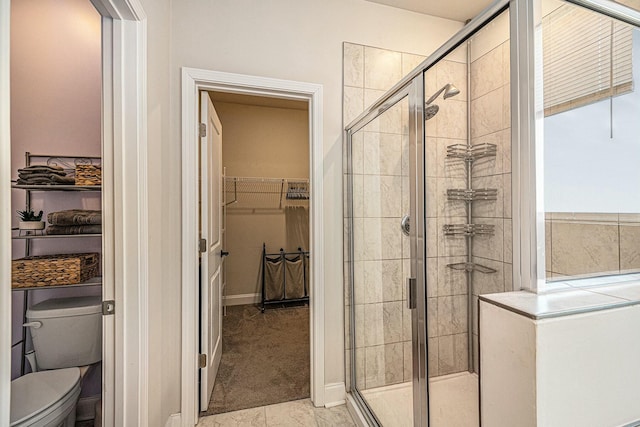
[200,91,223,411]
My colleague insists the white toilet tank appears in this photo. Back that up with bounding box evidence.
[26,296,102,370]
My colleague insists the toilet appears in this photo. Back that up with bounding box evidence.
[10,296,102,427]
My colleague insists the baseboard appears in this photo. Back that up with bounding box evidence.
[165,413,181,427]
[346,394,368,427]
[76,395,101,421]
[324,382,346,408]
[223,293,260,306]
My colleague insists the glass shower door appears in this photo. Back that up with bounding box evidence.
[347,75,428,426]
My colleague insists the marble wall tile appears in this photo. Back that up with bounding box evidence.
[402,230,410,260]
[427,218,439,258]
[355,304,365,348]
[381,218,403,260]
[471,130,507,177]
[344,86,364,125]
[404,340,413,381]
[362,261,383,304]
[383,301,404,343]
[401,134,410,177]
[437,256,468,296]
[352,218,365,261]
[620,224,640,271]
[363,175,402,218]
[470,45,503,100]
[363,89,404,135]
[428,337,439,377]
[472,333,479,374]
[438,333,468,375]
[362,218,381,260]
[352,174,364,218]
[470,174,504,219]
[401,175,410,215]
[363,133,402,176]
[382,260,403,302]
[504,219,513,264]
[504,173,512,218]
[403,52,427,76]
[344,43,364,88]
[365,343,403,388]
[351,132,364,175]
[502,41,510,86]
[383,343,405,385]
[426,137,438,177]
[403,304,411,341]
[437,60,468,102]
[471,257,504,295]
[425,67,438,104]
[437,99,468,140]
[471,87,504,139]
[364,47,402,91]
[427,258,438,298]
[364,303,384,346]
[472,218,504,261]
[472,295,479,335]
[426,177,438,218]
[502,84,511,130]
[504,262,513,291]
[437,295,467,336]
[551,222,620,276]
[428,297,438,338]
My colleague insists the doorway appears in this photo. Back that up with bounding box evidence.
[200,91,311,415]
[180,69,324,426]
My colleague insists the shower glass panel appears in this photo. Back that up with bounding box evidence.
[348,89,424,427]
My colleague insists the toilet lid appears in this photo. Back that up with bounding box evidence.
[10,367,80,425]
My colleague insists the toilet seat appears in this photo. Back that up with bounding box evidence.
[10,367,81,427]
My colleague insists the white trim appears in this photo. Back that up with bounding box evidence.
[0,0,12,424]
[90,1,148,426]
[181,68,325,427]
[346,394,368,427]
[323,382,347,408]
[164,413,182,427]
[223,293,261,306]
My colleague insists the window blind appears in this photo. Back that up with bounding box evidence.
[542,4,633,116]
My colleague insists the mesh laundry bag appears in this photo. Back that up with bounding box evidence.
[264,256,284,301]
[285,255,304,299]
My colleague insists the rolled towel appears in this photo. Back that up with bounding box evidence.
[45,224,102,235]
[47,209,102,226]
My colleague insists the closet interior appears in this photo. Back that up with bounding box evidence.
[203,91,312,415]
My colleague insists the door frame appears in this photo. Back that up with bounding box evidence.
[181,68,324,426]
[0,0,148,425]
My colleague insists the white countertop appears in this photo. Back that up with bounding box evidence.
[479,273,640,319]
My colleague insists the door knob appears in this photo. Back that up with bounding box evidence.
[220,250,230,257]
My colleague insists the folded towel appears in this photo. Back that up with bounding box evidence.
[17,174,75,185]
[18,165,65,174]
[47,210,102,226]
[45,224,101,235]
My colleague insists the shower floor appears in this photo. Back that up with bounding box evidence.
[360,372,479,427]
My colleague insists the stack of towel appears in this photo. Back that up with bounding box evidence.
[17,165,75,185]
[46,209,102,235]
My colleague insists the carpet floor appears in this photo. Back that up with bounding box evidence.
[202,304,310,415]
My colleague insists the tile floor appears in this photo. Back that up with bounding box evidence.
[197,398,356,427]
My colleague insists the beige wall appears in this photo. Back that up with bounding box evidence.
[166,0,463,410]
[215,100,309,297]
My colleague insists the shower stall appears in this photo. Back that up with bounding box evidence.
[344,1,512,426]
[344,0,640,425]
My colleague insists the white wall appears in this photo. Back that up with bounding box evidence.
[168,1,463,406]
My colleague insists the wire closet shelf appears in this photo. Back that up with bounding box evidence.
[224,176,309,209]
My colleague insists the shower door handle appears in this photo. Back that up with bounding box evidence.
[407,278,417,309]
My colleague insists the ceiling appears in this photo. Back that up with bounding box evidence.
[364,0,495,22]
[208,91,308,111]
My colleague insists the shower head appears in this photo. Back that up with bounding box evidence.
[426,83,461,106]
[425,104,440,121]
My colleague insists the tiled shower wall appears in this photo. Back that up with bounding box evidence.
[343,42,425,390]
[423,52,472,377]
[468,14,512,372]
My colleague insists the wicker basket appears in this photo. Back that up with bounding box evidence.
[75,165,101,186]
[12,253,100,288]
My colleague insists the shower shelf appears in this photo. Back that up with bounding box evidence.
[446,262,497,274]
[446,143,497,161]
[443,223,495,236]
[447,188,498,202]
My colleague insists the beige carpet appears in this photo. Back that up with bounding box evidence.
[202,304,310,415]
